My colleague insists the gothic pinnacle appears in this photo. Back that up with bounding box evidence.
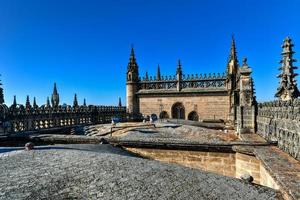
[46,97,50,107]
[145,71,149,80]
[25,95,31,109]
[118,97,122,107]
[33,97,38,108]
[275,37,300,100]
[176,59,182,75]
[230,35,237,61]
[0,76,4,104]
[73,93,78,107]
[12,95,17,107]
[156,64,161,80]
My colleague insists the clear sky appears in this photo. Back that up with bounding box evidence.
[0,0,299,106]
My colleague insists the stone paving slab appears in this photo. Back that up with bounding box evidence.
[254,146,300,200]
[0,145,282,200]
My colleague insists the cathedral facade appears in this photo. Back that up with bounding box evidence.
[126,38,255,124]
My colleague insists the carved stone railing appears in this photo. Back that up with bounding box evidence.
[0,104,127,134]
[257,99,300,161]
[139,73,226,90]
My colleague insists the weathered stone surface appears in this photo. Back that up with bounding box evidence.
[254,146,300,200]
[257,99,300,161]
[0,145,282,200]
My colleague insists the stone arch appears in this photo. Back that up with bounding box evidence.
[188,111,199,121]
[171,102,185,119]
[159,111,169,119]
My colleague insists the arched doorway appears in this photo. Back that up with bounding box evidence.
[188,111,199,121]
[159,111,169,119]
[171,102,185,119]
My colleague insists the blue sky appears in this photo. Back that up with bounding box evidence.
[0,0,299,106]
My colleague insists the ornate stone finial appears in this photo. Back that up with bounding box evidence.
[83,98,86,106]
[0,76,4,104]
[156,64,161,80]
[118,97,122,107]
[275,37,300,101]
[242,57,247,66]
[73,93,78,107]
[240,57,252,75]
[51,82,60,107]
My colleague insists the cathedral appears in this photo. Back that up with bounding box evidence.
[126,37,255,125]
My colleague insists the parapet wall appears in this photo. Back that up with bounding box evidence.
[257,99,300,161]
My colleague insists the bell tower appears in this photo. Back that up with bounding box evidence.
[126,46,140,116]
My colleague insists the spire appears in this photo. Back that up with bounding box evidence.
[83,98,86,106]
[73,93,78,107]
[33,97,38,109]
[12,95,17,107]
[145,71,149,80]
[156,64,161,80]
[127,45,139,82]
[130,45,135,62]
[275,37,300,100]
[51,82,60,107]
[118,97,122,107]
[53,82,58,95]
[176,59,182,75]
[25,95,31,109]
[229,35,237,62]
[0,75,4,104]
[46,96,50,107]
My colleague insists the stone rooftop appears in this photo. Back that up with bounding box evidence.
[0,144,282,200]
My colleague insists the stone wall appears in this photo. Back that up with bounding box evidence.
[235,153,261,184]
[237,105,256,133]
[257,100,300,161]
[125,148,280,187]
[126,148,236,177]
[260,164,280,190]
[138,94,230,121]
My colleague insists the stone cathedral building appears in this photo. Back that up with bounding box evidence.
[126,38,255,125]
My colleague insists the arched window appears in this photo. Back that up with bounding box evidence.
[171,102,185,119]
[159,111,169,119]
[188,111,199,121]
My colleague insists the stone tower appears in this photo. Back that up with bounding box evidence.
[275,37,300,100]
[126,46,140,116]
[226,36,240,123]
[51,83,59,108]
